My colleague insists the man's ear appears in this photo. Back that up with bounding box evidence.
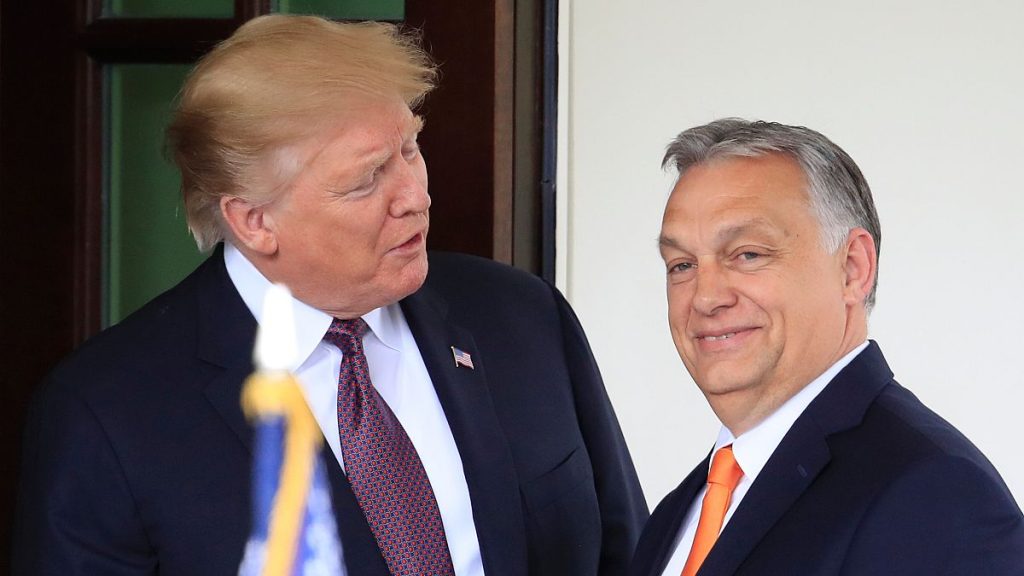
[842,227,877,307]
[219,196,279,256]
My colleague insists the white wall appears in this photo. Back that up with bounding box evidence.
[560,0,1024,507]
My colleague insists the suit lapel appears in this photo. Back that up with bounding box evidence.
[202,362,257,450]
[643,455,711,576]
[698,342,893,576]
[699,421,830,576]
[401,287,528,576]
[323,448,392,575]
[193,246,259,452]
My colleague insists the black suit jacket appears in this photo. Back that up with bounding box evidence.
[630,342,1024,576]
[14,247,648,575]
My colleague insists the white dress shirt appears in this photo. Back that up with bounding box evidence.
[659,341,869,576]
[224,243,484,575]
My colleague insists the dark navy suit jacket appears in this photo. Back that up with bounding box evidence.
[630,342,1024,576]
[14,247,648,575]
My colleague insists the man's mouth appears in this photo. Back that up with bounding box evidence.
[694,327,758,345]
[392,232,425,252]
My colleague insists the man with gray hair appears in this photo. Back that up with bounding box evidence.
[629,119,1024,575]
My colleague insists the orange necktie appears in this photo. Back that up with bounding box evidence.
[681,445,744,576]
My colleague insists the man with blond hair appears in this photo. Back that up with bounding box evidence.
[14,15,647,576]
[629,119,1024,575]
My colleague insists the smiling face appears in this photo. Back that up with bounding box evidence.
[257,96,431,318]
[659,154,863,434]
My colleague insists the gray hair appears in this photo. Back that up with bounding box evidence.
[662,118,881,309]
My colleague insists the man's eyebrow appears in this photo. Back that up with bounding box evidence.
[658,234,686,251]
[408,115,425,137]
[349,116,425,174]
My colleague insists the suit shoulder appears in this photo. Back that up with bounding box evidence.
[424,251,557,309]
[843,430,1024,572]
[838,381,1019,509]
[44,255,220,398]
[417,251,585,374]
[870,383,991,464]
[427,251,550,288]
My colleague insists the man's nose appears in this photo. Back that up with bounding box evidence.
[390,163,430,217]
[692,260,736,316]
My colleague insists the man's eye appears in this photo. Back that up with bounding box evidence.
[739,252,760,261]
[357,166,384,190]
[670,262,695,273]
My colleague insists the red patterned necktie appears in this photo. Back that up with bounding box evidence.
[325,318,455,576]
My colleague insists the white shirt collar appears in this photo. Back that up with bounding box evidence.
[223,242,403,370]
[713,341,870,482]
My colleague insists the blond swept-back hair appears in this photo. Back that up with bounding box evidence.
[167,15,437,251]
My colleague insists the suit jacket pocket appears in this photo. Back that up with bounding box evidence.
[520,446,602,574]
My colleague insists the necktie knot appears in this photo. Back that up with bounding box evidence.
[324,317,369,353]
[708,445,743,489]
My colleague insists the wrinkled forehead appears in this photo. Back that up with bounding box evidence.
[241,98,423,201]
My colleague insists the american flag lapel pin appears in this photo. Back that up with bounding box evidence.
[451,346,475,370]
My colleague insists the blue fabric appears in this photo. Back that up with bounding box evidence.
[251,416,284,542]
[630,342,1024,576]
[13,247,648,576]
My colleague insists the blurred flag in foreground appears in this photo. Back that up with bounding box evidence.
[238,284,344,576]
